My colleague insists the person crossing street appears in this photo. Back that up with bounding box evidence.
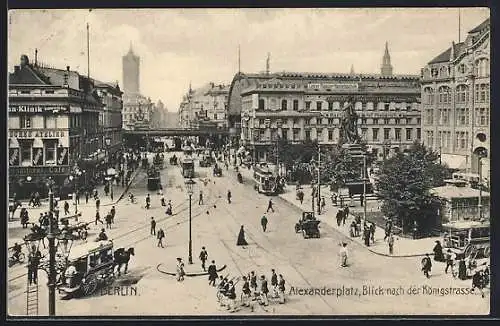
[199,191,204,205]
[157,228,165,248]
[261,215,268,232]
[95,211,104,225]
[145,194,151,209]
[266,199,274,213]
[208,260,218,286]
[150,217,156,235]
[227,190,232,204]
[199,246,208,271]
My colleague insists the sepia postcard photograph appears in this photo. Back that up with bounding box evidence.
[6,7,491,317]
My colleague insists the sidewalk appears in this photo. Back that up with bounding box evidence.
[278,185,439,258]
[7,168,142,246]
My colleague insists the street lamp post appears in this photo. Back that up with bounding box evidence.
[317,143,321,215]
[185,178,196,264]
[46,177,56,316]
[478,156,483,221]
[68,170,82,215]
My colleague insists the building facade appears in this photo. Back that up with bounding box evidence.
[420,18,490,179]
[228,44,420,162]
[122,93,154,130]
[94,80,123,161]
[8,55,122,198]
[178,83,230,129]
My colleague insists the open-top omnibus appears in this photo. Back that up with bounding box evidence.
[253,165,279,195]
[181,158,195,178]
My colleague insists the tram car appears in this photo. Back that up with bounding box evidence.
[181,158,195,178]
[153,153,164,169]
[57,240,115,298]
[442,221,490,260]
[253,165,279,195]
[147,167,161,191]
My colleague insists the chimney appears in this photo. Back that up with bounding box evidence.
[64,66,70,86]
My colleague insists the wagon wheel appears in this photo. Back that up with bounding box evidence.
[483,245,490,258]
[81,275,98,296]
[464,244,476,259]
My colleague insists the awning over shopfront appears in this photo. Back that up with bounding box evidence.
[440,154,467,170]
[9,138,19,148]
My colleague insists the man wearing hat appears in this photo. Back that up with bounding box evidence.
[207,260,218,286]
[199,246,208,271]
[339,243,348,267]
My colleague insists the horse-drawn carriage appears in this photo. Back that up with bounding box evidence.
[57,240,134,299]
[442,221,490,260]
[295,211,320,238]
[60,219,90,241]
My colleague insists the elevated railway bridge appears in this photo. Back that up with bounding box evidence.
[123,127,231,150]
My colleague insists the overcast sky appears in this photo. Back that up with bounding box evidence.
[8,8,489,112]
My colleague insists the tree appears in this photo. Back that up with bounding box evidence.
[320,145,363,190]
[374,141,449,235]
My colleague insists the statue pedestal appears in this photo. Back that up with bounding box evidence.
[341,143,373,196]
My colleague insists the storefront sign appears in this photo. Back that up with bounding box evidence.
[9,105,69,113]
[9,130,66,138]
[309,83,358,90]
[9,166,70,176]
[9,148,19,166]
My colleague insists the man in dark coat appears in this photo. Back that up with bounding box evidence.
[27,246,42,285]
[270,269,278,298]
[64,201,70,215]
[157,228,165,248]
[208,260,218,286]
[342,205,349,225]
[227,190,232,204]
[150,217,156,235]
[266,199,274,213]
[444,249,454,274]
[199,247,208,271]
[237,225,248,246]
[110,206,116,224]
[336,210,344,227]
[261,215,268,232]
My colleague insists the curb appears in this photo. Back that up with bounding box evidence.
[156,263,227,277]
[277,193,432,258]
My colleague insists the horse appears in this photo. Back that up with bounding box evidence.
[113,247,135,276]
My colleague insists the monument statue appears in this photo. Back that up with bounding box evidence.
[339,96,360,145]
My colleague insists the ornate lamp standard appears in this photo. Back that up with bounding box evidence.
[24,177,76,315]
[184,178,196,264]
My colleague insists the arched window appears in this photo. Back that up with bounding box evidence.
[423,88,434,104]
[438,86,451,104]
[439,66,448,78]
[456,85,468,103]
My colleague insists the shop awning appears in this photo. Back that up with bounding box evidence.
[440,154,467,170]
[9,138,19,148]
[33,138,44,148]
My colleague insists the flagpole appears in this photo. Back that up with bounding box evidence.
[87,23,90,79]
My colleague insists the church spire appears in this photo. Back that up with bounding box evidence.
[350,64,355,74]
[266,52,270,75]
[128,42,134,55]
[381,41,393,76]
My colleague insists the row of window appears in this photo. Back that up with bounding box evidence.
[247,127,421,142]
[257,99,418,112]
[253,117,421,127]
[15,141,59,166]
[10,114,69,129]
[425,131,470,151]
[423,58,489,79]
[423,83,489,104]
[423,107,489,127]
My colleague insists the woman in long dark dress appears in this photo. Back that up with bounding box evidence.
[433,241,445,262]
[237,225,248,246]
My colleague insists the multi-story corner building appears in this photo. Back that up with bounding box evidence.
[122,94,153,130]
[93,80,123,161]
[228,44,421,162]
[421,18,489,178]
[178,83,230,129]
[8,54,119,198]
